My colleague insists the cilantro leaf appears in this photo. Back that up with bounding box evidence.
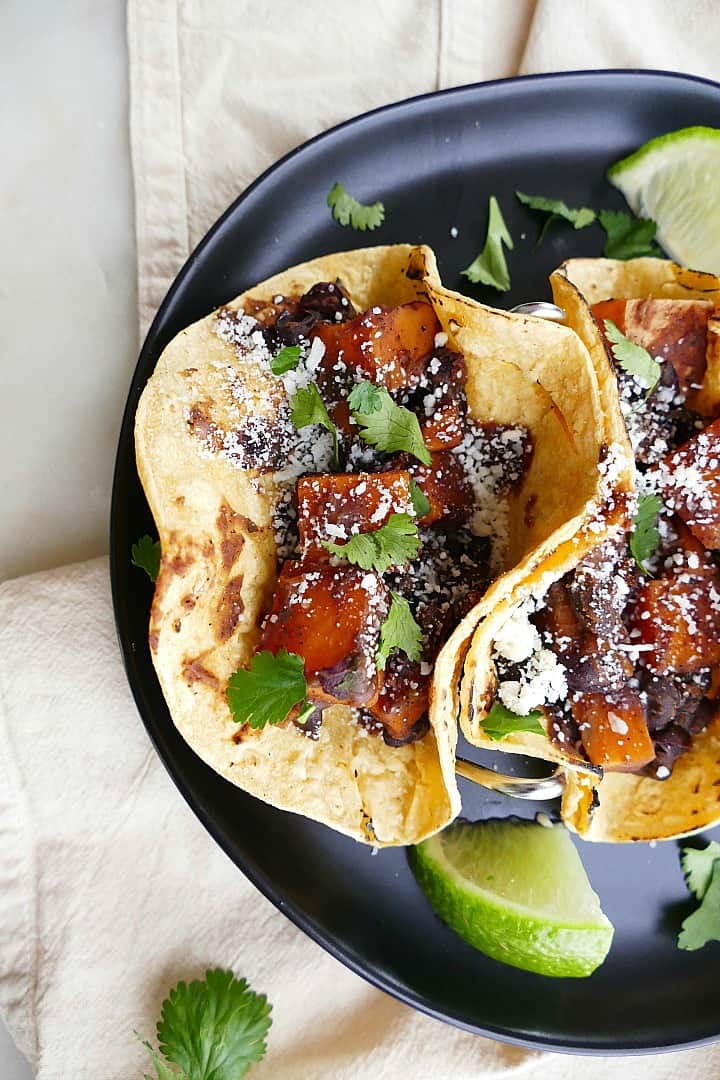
[270,344,301,375]
[132,535,161,582]
[481,701,545,742]
[155,968,272,1080]
[516,191,596,242]
[347,379,382,415]
[462,196,513,292]
[598,209,662,260]
[348,381,431,465]
[678,860,720,951]
[327,181,385,231]
[322,512,420,573]
[139,1037,187,1080]
[409,476,431,519]
[629,493,663,573]
[603,319,661,396]
[290,382,339,464]
[377,591,423,671]
[227,649,308,730]
[682,842,720,900]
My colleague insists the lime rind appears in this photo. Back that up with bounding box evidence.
[410,820,613,978]
[608,126,720,273]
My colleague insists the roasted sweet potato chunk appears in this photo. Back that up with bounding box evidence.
[405,451,473,526]
[297,471,412,560]
[593,297,713,393]
[259,561,388,706]
[417,350,467,451]
[312,302,440,391]
[536,582,582,657]
[369,653,430,742]
[627,559,720,676]
[656,417,720,549]
[572,688,655,772]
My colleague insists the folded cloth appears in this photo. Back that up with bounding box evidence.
[129,0,719,332]
[3,562,720,1078]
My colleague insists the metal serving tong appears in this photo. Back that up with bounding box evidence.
[452,297,569,802]
[509,301,566,321]
[455,757,567,800]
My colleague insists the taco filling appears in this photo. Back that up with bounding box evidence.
[489,296,720,781]
[217,282,532,746]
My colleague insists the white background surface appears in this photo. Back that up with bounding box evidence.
[1,0,136,585]
[1,0,133,1072]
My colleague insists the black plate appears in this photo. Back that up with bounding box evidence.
[111,71,720,1054]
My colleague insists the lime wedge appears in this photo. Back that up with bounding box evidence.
[608,126,720,273]
[410,819,613,977]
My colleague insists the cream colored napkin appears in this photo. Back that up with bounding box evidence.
[2,1,720,1077]
[130,0,719,332]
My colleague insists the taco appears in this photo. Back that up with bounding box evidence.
[459,256,720,843]
[135,243,610,846]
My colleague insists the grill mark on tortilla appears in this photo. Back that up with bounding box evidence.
[216,501,259,570]
[188,401,222,451]
[149,630,159,653]
[182,657,220,690]
[217,575,245,641]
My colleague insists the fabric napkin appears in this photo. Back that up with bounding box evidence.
[3,1,720,1076]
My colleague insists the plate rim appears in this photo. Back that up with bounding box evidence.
[110,68,720,1056]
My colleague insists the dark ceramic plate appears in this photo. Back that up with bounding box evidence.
[111,71,720,1054]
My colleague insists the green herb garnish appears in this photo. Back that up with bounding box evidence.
[348,380,431,465]
[603,319,661,396]
[598,209,662,260]
[290,382,339,464]
[322,513,420,573]
[327,182,385,231]
[409,476,431,519]
[131,535,161,582]
[140,968,271,1080]
[462,196,513,292]
[629,493,663,573]
[270,344,301,374]
[679,846,720,951]
[227,649,309,730]
[377,591,423,671]
[481,701,545,742]
[516,191,596,242]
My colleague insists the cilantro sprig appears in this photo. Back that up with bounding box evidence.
[462,196,513,292]
[132,535,161,583]
[603,319,661,397]
[327,182,385,231]
[140,968,271,1080]
[290,382,339,465]
[598,209,662,260]
[270,344,301,375]
[409,476,431,519]
[678,843,720,950]
[227,649,312,730]
[516,191,596,242]
[481,701,545,742]
[377,592,423,671]
[322,513,420,573]
[348,380,431,465]
[629,493,663,574]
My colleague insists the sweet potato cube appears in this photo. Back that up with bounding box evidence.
[297,471,412,560]
[627,562,720,676]
[312,302,440,391]
[573,689,655,772]
[418,350,467,452]
[657,417,720,550]
[593,297,713,393]
[406,451,473,526]
[259,561,388,706]
[370,653,430,742]
[536,582,582,657]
